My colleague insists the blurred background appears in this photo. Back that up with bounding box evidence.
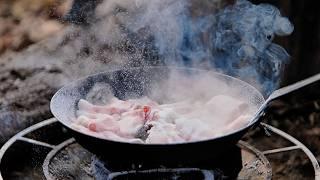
[0,0,69,54]
[0,0,319,179]
[0,0,319,84]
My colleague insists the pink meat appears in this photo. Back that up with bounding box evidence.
[73,95,253,144]
[224,115,251,133]
[78,99,134,114]
[117,109,145,136]
[204,95,249,125]
[77,115,119,132]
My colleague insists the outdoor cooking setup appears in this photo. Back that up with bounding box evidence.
[0,0,319,179]
[1,67,320,180]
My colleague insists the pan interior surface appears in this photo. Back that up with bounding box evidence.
[50,67,265,145]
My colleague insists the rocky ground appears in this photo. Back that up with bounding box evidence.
[0,0,70,54]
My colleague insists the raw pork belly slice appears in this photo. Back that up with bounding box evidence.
[73,95,252,144]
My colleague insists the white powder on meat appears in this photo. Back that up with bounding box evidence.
[72,94,253,144]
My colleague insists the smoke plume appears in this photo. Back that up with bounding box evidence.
[79,0,293,96]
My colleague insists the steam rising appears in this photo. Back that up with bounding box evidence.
[87,0,293,95]
[52,67,265,144]
[213,0,293,95]
[52,0,294,144]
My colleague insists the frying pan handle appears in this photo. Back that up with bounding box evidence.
[250,73,320,134]
[267,73,320,102]
[252,73,320,126]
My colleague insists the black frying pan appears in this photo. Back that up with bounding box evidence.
[50,66,320,166]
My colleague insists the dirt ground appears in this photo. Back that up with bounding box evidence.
[0,0,71,142]
[244,93,320,180]
[0,0,319,179]
[0,0,71,55]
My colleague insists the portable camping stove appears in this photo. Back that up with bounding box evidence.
[0,118,319,180]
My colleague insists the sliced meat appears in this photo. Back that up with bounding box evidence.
[73,95,253,144]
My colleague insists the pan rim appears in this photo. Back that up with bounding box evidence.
[50,66,265,146]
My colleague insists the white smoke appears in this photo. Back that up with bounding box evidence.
[73,0,293,95]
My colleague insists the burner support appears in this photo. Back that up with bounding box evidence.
[0,118,319,180]
[260,123,320,180]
